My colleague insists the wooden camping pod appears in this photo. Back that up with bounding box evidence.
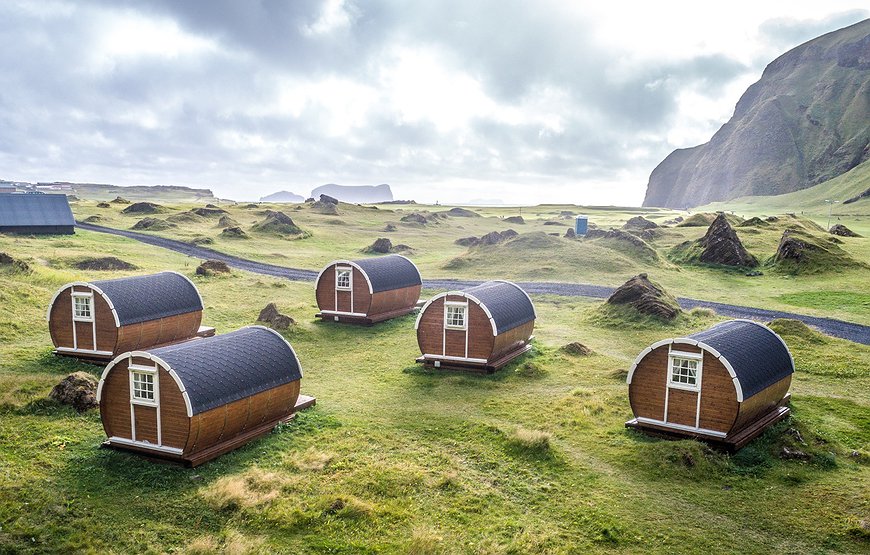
[314,254,422,324]
[46,271,212,361]
[625,319,795,450]
[415,280,536,372]
[97,326,310,467]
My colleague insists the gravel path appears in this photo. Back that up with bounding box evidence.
[77,221,870,345]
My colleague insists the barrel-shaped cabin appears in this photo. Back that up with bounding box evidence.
[47,271,211,361]
[415,280,536,372]
[626,319,794,450]
[315,254,422,324]
[97,326,309,466]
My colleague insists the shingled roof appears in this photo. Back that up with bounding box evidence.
[349,254,421,293]
[465,280,536,334]
[92,272,203,325]
[0,193,75,227]
[687,320,794,399]
[149,326,302,415]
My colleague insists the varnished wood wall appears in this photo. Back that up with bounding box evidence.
[316,263,420,319]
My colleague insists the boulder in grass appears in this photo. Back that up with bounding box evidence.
[606,273,682,320]
[196,260,231,276]
[365,238,393,254]
[49,372,98,412]
[311,199,339,215]
[829,224,861,237]
[696,214,758,267]
[564,228,576,238]
[319,194,339,205]
[504,216,525,224]
[383,223,397,232]
[0,252,30,272]
[257,302,295,330]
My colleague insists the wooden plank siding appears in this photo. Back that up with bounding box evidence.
[697,352,739,432]
[316,262,419,322]
[115,311,202,354]
[628,345,669,422]
[732,375,792,433]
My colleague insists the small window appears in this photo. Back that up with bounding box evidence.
[336,268,352,290]
[669,357,699,388]
[131,372,155,402]
[445,304,467,330]
[73,295,93,321]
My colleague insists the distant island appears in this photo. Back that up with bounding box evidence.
[311,183,393,203]
[260,190,304,203]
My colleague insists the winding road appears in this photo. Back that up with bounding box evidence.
[77,221,870,345]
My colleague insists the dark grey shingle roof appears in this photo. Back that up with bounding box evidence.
[464,280,536,335]
[150,326,302,415]
[0,194,75,226]
[92,272,203,325]
[353,255,421,293]
[688,320,794,399]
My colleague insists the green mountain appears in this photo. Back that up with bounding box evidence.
[644,19,870,208]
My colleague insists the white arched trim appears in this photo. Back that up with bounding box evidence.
[315,260,374,295]
[97,350,193,417]
[626,337,744,402]
[166,270,205,311]
[46,282,120,327]
[414,291,499,336]
[246,325,304,379]
[491,279,537,318]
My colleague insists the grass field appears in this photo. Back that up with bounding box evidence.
[1,201,868,553]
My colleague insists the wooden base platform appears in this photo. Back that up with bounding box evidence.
[101,393,317,467]
[416,344,533,374]
[316,305,418,326]
[625,402,791,452]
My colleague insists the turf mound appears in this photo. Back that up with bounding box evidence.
[74,257,137,271]
[677,213,716,227]
[364,237,393,254]
[166,212,206,224]
[205,203,221,209]
[543,221,562,226]
[0,252,30,272]
[622,216,658,230]
[191,207,227,217]
[190,236,214,245]
[606,273,681,320]
[441,207,480,217]
[110,196,130,204]
[671,214,757,267]
[456,229,519,248]
[131,217,175,231]
[122,202,163,214]
[565,228,576,238]
[311,199,339,215]
[383,223,397,232]
[217,215,239,228]
[83,215,104,223]
[49,372,98,412]
[504,216,525,224]
[561,342,592,356]
[829,224,861,237]
[196,260,231,276]
[739,217,769,227]
[585,229,659,263]
[257,302,295,330]
[770,228,862,274]
[251,210,303,235]
[96,202,111,208]
[221,226,249,239]
[400,213,428,224]
[767,318,826,343]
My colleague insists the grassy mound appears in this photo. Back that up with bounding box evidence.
[74,257,138,271]
[166,211,206,224]
[586,229,660,264]
[602,273,682,321]
[251,210,304,235]
[130,217,175,231]
[768,228,864,274]
[121,202,163,214]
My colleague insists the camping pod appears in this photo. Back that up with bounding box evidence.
[415,280,536,372]
[315,254,422,324]
[47,271,213,361]
[97,326,313,466]
[626,320,794,450]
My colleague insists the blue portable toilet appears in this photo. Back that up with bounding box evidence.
[574,215,588,236]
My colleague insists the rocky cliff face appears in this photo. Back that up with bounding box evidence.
[310,183,393,203]
[644,19,870,208]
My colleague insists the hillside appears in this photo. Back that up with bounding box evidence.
[71,183,219,203]
[644,19,870,208]
[311,183,393,203]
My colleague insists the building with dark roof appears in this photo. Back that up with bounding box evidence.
[0,193,75,234]
[415,280,536,372]
[314,254,422,324]
[96,326,308,466]
[625,320,795,450]
[47,271,209,360]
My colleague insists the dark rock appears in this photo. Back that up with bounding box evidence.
[543,221,562,226]
[257,302,295,330]
[623,216,658,230]
[786,428,806,445]
[455,236,479,247]
[365,237,393,254]
[400,213,429,224]
[564,228,576,238]
[74,257,137,271]
[504,216,525,224]
[830,224,861,237]
[383,223,397,232]
[131,217,175,231]
[780,446,812,461]
[311,184,393,203]
[319,194,339,205]
[122,202,162,214]
[196,260,231,275]
[96,202,111,208]
[205,203,220,209]
[49,372,98,412]
[606,273,682,320]
[561,342,592,356]
[843,186,870,204]
[110,196,130,204]
[0,252,30,272]
[697,214,758,267]
[305,197,315,203]
[221,226,248,239]
[311,199,339,215]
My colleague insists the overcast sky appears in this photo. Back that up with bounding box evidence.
[0,1,866,204]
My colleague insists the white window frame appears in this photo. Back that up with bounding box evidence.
[72,293,94,322]
[335,267,352,291]
[444,302,468,330]
[667,351,703,392]
[129,364,159,407]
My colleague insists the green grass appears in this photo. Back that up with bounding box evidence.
[0,225,868,553]
[777,291,870,317]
